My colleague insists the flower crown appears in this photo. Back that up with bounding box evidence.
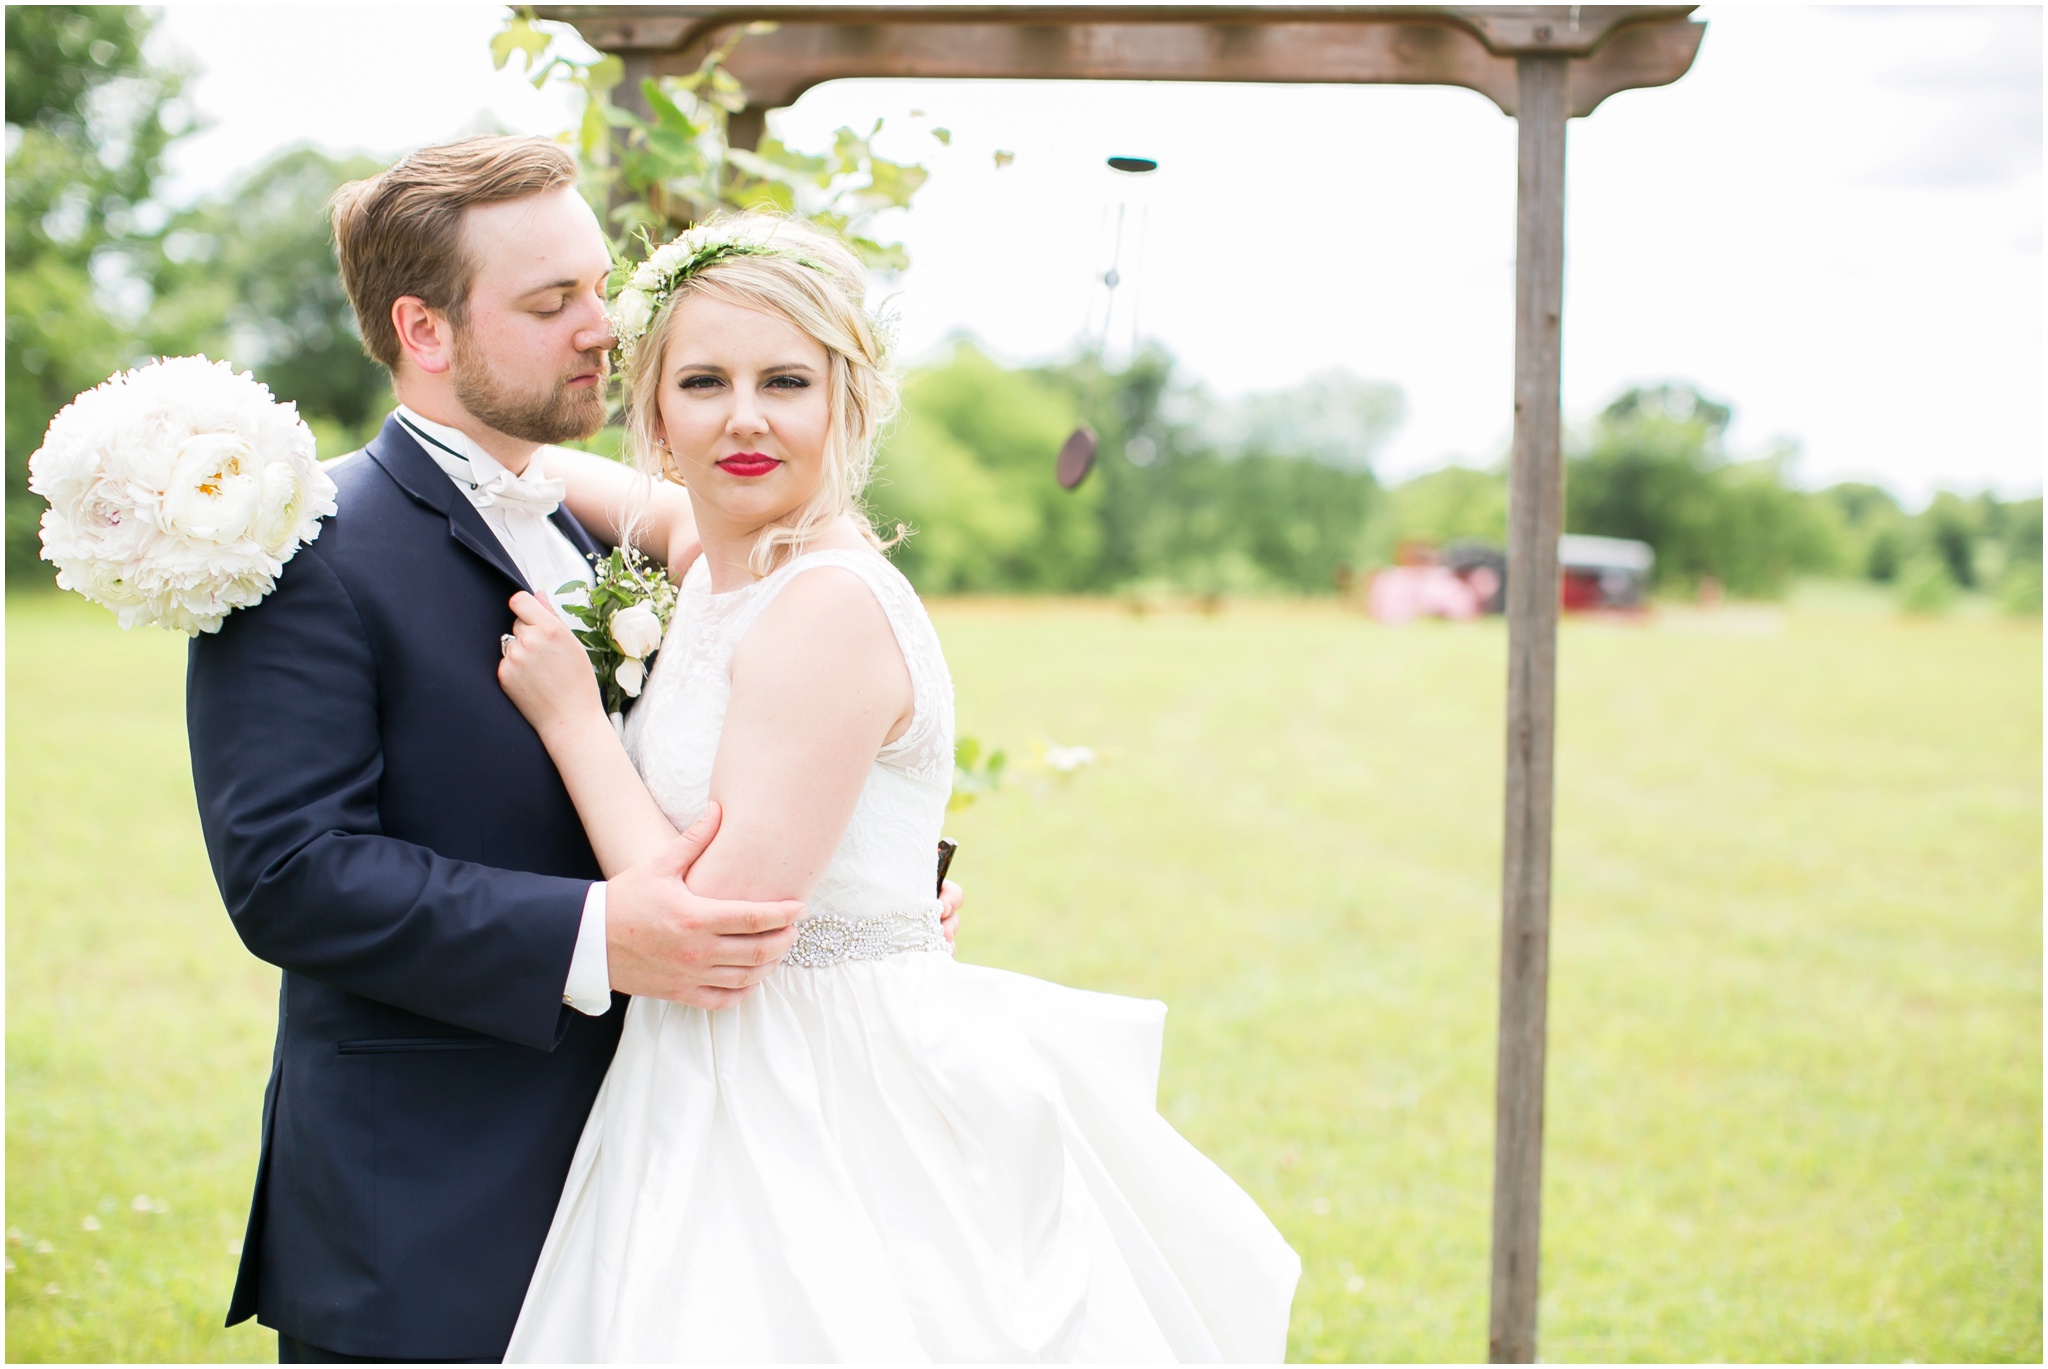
[607,224,826,369]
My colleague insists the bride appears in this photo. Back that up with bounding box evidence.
[493,213,1299,1362]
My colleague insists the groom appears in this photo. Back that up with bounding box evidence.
[187,136,961,1363]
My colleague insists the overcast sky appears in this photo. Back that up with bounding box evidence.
[149,3,2042,505]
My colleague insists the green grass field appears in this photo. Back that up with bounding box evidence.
[7,587,2040,1362]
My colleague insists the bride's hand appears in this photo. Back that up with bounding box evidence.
[498,591,603,740]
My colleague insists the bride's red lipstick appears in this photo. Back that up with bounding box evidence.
[716,454,781,478]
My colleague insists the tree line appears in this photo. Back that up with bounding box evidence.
[866,347,2042,613]
[8,6,2038,611]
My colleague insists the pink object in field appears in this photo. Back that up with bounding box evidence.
[1367,565,1486,624]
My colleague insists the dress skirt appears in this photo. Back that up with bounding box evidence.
[505,951,1300,1363]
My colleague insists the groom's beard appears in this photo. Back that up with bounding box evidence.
[449,333,610,446]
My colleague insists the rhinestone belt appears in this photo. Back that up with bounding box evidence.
[783,905,951,969]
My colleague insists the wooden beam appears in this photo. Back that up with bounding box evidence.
[1490,49,1567,1367]
[534,6,1702,118]
[1567,13,1706,117]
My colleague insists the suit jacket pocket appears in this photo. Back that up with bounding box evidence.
[336,1036,501,1054]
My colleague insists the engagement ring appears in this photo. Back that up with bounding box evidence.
[500,633,517,657]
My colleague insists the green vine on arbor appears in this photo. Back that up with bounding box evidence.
[491,10,939,272]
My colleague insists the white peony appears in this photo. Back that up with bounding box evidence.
[28,355,338,635]
[615,657,647,698]
[163,432,264,543]
[253,458,311,560]
[608,602,663,660]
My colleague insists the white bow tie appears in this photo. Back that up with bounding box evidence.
[396,413,568,518]
[469,468,566,517]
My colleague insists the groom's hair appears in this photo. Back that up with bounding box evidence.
[330,136,580,371]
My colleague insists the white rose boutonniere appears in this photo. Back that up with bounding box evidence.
[608,602,664,661]
[615,657,647,699]
[559,547,679,717]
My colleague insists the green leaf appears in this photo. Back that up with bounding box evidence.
[648,127,704,170]
[880,158,929,206]
[723,177,796,214]
[643,79,702,140]
[525,55,568,91]
[579,54,624,95]
[755,135,830,182]
[489,13,553,73]
[724,146,807,188]
[704,65,748,114]
[578,100,610,161]
[830,125,870,176]
[851,237,909,273]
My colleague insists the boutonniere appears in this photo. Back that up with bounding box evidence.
[558,547,679,722]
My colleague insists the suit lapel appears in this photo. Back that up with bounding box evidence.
[366,416,532,594]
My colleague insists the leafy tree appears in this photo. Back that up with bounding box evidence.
[1994,496,2042,593]
[1055,349,1388,594]
[493,11,938,267]
[1900,491,2041,614]
[1182,371,1405,472]
[145,146,392,457]
[1373,464,1508,556]
[1565,383,1836,597]
[1919,491,1983,589]
[5,5,188,584]
[1819,482,1909,582]
[1896,550,1960,614]
[869,342,1100,591]
[1113,445,1378,593]
[871,343,1385,595]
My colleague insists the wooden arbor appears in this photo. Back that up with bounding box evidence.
[535,6,1706,1360]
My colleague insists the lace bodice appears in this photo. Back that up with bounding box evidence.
[622,548,956,951]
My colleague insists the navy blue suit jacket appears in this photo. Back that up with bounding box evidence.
[187,416,626,1359]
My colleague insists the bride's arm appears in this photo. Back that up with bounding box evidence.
[687,568,913,902]
[542,446,701,572]
[496,572,912,901]
[497,589,679,877]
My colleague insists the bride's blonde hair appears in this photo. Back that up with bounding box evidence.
[620,212,899,578]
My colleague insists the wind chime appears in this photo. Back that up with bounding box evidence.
[1056,154,1159,491]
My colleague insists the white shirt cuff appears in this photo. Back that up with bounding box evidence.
[562,882,611,1015]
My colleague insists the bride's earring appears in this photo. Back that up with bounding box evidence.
[656,439,685,488]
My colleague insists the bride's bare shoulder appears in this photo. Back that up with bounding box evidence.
[738,551,905,686]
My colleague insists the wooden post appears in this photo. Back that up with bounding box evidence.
[1489,49,1568,1366]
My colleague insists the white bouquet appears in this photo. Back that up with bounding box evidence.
[30,355,338,635]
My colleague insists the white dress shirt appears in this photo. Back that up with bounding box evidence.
[395,406,612,1017]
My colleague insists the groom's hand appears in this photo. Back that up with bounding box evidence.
[939,880,963,945]
[604,803,802,1009]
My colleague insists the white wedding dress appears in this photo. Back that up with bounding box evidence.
[505,548,1300,1363]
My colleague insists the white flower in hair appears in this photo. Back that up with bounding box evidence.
[30,355,338,635]
[612,288,655,342]
[606,221,817,368]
